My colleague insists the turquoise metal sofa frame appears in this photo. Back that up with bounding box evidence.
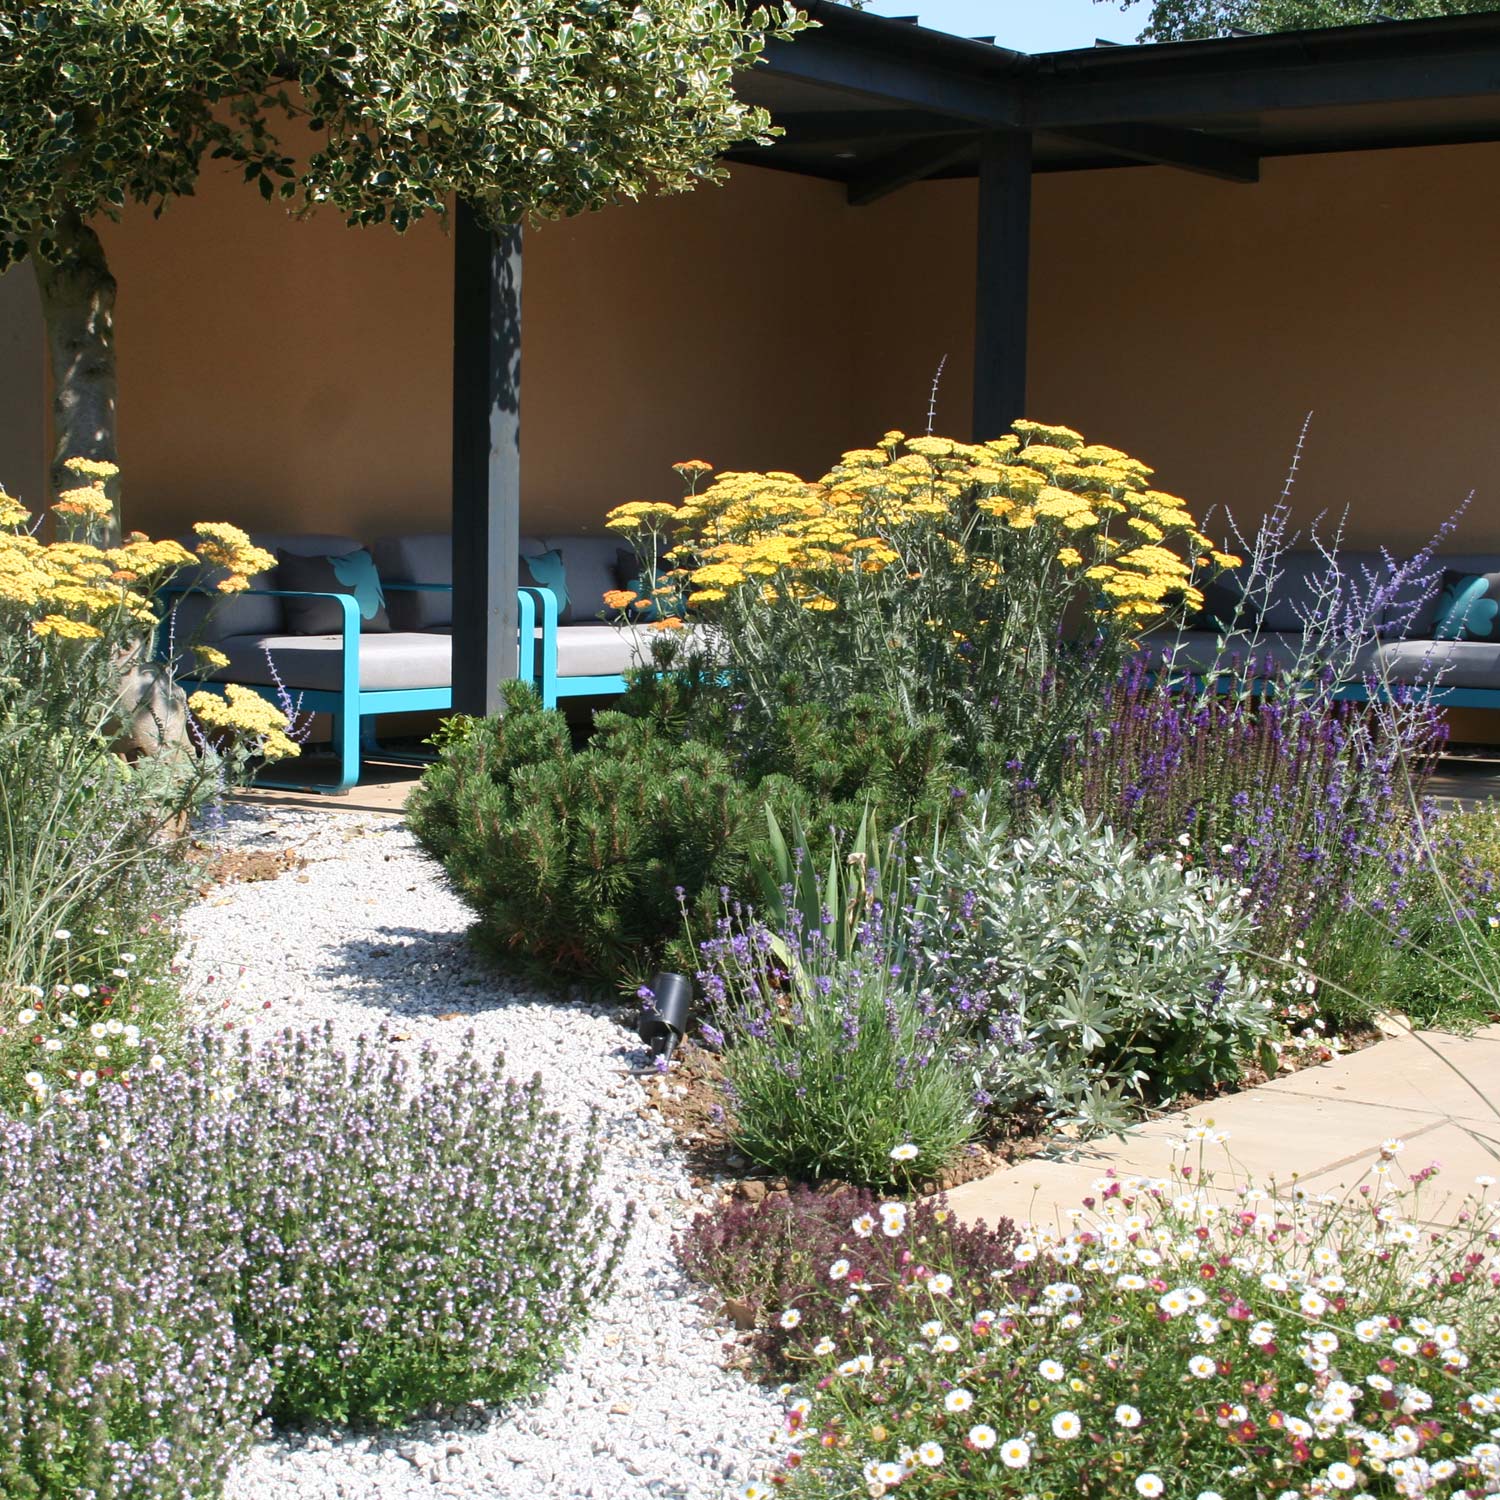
[522,585,630,707]
[166,582,543,792]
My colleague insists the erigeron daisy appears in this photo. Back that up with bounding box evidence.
[944,1389,974,1413]
[778,1309,801,1330]
[934,1334,960,1353]
[852,1214,876,1237]
[739,1484,770,1500]
[1014,1242,1038,1263]
[928,1274,953,1296]
[829,1259,850,1280]
[999,1438,1031,1469]
[1038,1360,1065,1382]
[1381,1137,1406,1156]
[812,1337,835,1356]
[1188,1355,1216,1379]
[1197,1492,1225,1500]
[1135,1473,1165,1497]
[968,1425,997,1450]
[1326,1462,1357,1490]
[78,1069,96,1086]
[874,1462,904,1485]
[71,983,89,998]
[1117,1273,1147,1291]
[16,1008,36,1026]
[890,1143,919,1162]
[1116,1405,1142,1428]
[54,929,71,940]
[1309,1331,1339,1353]
[1052,1411,1082,1440]
[1299,1290,1328,1317]
[917,1442,943,1467]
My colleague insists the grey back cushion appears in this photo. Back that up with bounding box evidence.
[1256,550,1394,633]
[528,534,626,623]
[170,531,364,646]
[372,534,453,630]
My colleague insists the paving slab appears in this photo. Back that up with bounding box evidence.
[1253,1031,1500,1125]
[947,1028,1500,1231]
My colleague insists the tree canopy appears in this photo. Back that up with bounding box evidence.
[0,0,804,498]
[1107,0,1500,41]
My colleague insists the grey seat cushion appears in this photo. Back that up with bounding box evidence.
[204,632,452,693]
[1377,638,1500,690]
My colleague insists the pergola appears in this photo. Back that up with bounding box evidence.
[450,6,1500,715]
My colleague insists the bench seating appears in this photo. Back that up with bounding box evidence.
[1152,549,1500,709]
[168,530,674,790]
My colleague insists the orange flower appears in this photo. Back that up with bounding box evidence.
[601,588,636,611]
[672,459,713,475]
[650,615,686,631]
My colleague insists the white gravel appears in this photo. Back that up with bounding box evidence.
[182,802,782,1500]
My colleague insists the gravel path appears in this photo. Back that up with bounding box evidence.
[182,802,781,1500]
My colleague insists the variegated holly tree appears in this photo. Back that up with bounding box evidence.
[0,0,804,503]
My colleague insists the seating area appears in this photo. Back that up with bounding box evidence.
[169,530,670,790]
[1158,549,1500,707]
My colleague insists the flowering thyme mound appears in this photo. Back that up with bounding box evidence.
[0,1108,271,1499]
[159,1023,634,1426]
[749,1146,1500,1500]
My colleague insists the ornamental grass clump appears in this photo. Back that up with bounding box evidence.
[677,1185,1019,1376]
[0,1101,271,1499]
[742,1141,1500,1500]
[147,1022,633,1425]
[1,463,294,1090]
[606,424,1236,794]
[916,799,1269,1135]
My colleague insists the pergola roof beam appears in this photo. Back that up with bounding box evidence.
[1048,122,1260,182]
[846,134,981,205]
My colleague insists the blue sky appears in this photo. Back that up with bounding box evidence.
[865,0,1143,50]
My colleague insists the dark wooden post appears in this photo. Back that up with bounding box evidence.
[451,201,522,717]
[972,130,1032,441]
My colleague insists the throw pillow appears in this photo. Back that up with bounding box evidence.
[1433,571,1500,641]
[519,549,572,624]
[1188,577,1251,633]
[275,548,391,634]
[611,546,682,623]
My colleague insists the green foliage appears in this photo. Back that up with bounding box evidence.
[1110,0,1497,42]
[0,0,805,262]
[917,799,1270,1132]
[407,680,770,985]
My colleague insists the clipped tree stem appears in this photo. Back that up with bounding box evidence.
[29,207,120,518]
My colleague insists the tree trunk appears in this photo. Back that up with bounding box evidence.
[29,207,121,523]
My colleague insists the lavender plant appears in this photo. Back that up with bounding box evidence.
[917,799,1268,1133]
[0,1103,271,1498]
[695,890,978,1192]
[149,1023,634,1425]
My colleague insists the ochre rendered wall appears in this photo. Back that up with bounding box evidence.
[98,144,1498,558]
[103,163,866,541]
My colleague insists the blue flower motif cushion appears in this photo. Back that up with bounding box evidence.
[519,548,573,623]
[1433,571,1500,642]
[275,548,391,633]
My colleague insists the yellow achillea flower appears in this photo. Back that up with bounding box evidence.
[32,614,102,640]
[602,420,1223,634]
[193,644,231,671]
[189,685,298,762]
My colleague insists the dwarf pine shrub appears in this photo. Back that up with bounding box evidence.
[0,1108,271,1498]
[408,680,770,985]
